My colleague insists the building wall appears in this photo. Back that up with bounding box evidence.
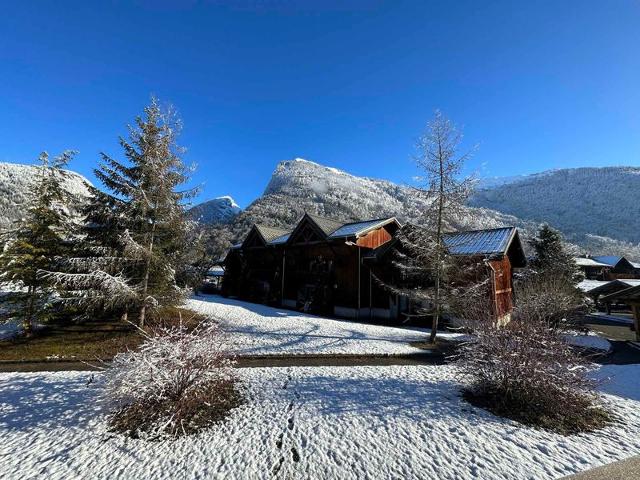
[489,256,513,320]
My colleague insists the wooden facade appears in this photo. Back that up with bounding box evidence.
[223,214,526,324]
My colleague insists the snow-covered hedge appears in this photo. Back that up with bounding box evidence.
[102,323,241,439]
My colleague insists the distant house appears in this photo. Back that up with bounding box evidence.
[600,285,640,341]
[574,255,640,281]
[223,213,526,323]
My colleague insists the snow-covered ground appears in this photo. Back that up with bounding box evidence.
[1,364,639,480]
[564,331,612,352]
[185,295,465,356]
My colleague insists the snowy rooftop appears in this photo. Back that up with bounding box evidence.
[575,257,611,268]
[328,217,398,239]
[578,280,610,293]
[443,227,516,256]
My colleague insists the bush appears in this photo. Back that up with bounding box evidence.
[455,276,611,434]
[102,322,242,439]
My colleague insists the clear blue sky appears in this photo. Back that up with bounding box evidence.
[1,1,639,207]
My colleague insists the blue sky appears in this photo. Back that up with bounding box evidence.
[1,1,639,207]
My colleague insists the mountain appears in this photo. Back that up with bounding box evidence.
[223,158,639,260]
[0,162,92,229]
[469,166,640,257]
[230,157,535,241]
[188,195,241,224]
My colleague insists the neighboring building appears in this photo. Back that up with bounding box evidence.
[600,285,640,341]
[574,255,640,280]
[204,265,225,289]
[223,213,526,323]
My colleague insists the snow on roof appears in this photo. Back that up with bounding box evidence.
[574,257,610,268]
[577,279,613,293]
[328,217,398,238]
[443,227,516,256]
[205,266,225,277]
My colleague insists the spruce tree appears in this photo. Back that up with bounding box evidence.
[48,98,195,326]
[529,224,582,283]
[0,151,76,335]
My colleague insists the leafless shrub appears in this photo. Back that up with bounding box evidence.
[455,276,610,434]
[102,321,242,439]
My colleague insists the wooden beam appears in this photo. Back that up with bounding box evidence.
[631,303,640,342]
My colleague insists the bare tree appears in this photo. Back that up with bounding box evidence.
[414,111,475,343]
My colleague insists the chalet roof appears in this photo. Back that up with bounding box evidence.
[575,257,610,268]
[364,226,526,267]
[601,284,640,302]
[270,233,291,245]
[443,227,517,256]
[590,256,627,268]
[255,224,291,243]
[305,213,345,236]
[328,217,400,239]
[577,280,610,293]
[582,279,640,296]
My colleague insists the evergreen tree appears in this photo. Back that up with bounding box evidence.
[0,151,76,335]
[47,99,195,326]
[528,224,582,283]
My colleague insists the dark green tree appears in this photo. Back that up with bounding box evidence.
[48,98,196,326]
[0,151,76,335]
[528,224,582,283]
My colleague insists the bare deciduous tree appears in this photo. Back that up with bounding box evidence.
[414,111,476,343]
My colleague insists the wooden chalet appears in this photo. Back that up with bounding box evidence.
[575,255,640,281]
[222,213,526,323]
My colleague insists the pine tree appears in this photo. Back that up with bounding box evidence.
[529,224,582,283]
[47,98,195,326]
[0,151,76,335]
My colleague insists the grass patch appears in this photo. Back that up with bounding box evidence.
[462,387,612,435]
[0,307,206,362]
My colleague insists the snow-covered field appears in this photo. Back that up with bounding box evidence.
[185,295,465,356]
[1,364,639,480]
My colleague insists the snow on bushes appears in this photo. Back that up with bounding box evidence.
[455,276,611,434]
[102,322,242,439]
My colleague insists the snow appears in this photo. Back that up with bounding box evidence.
[185,295,464,356]
[578,280,610,293]
[0,320,22,341]
[187,195,241,224]
[1,364,639,479]
[563,331,612,352]
[0,161,92,228]
[587,312,634,325]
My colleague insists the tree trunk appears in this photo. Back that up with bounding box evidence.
[24,285,35,337]
[429,142,445,344]
[139,221,157,328]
